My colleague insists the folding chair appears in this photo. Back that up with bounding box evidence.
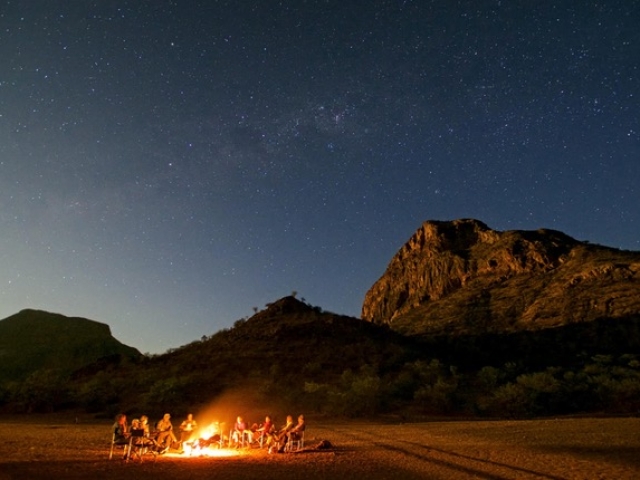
[255,420,275,449]
[128,429,158,462]
[229,428,250,448]
[109,432,132,460]
[285,429,305,452]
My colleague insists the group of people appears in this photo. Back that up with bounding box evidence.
[112,411,305,457]
[231,414,306,453]
[112,412,199,456]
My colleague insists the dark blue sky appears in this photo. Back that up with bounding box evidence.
[1,1,638,354]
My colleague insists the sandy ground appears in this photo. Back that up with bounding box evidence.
[0,416,639,479]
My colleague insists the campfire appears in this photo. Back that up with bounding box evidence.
[170,421,241,458]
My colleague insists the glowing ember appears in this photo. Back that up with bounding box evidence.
[164,447,240,458]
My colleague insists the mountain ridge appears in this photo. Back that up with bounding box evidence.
[362,218,640,337]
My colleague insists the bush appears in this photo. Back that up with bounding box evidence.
[14,370,71,413]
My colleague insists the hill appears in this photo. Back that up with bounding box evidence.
[71,294,640,419]
[0,309,142,384]
[98,296,422,418]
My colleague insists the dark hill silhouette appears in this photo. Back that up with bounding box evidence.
[92,295,640,419]
[0,309,141,384]
[96,296,422,417]
[156,296,419,378]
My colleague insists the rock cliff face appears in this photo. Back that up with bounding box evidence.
[362,219,640,336]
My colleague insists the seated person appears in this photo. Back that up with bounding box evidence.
[132,416,158,450]
[232,416,253,446]
[130,418,142,436]
[274,415,294,453]
[112,413,130,444]
[155,413,177,452]
[287,414,306,446]
[179,413,198,443]
[140,415,155,439]
[111,413,131,459]
[256,415,274,447]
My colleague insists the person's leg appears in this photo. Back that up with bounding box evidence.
[157,431,170,450]
[277,434,288,453]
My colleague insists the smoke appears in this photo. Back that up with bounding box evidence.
[189,387,285,439]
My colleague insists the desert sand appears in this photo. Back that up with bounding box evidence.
[0,416,639,479]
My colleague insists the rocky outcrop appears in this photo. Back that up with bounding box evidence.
[362,219,640,336]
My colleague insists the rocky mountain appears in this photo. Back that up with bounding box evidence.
[362,219,640,337]
[0,309,142,383]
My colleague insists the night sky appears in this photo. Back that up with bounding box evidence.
[1,1,638,354]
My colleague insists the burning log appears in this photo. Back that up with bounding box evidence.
[191,434,221,449]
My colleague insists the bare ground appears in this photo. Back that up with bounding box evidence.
[0,416,639,479]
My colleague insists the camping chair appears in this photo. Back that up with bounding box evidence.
[128,429,158,462]
[109,432,133,460]
[229,428,251,448]
[258,425,276,449]
[285,429,305,452]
